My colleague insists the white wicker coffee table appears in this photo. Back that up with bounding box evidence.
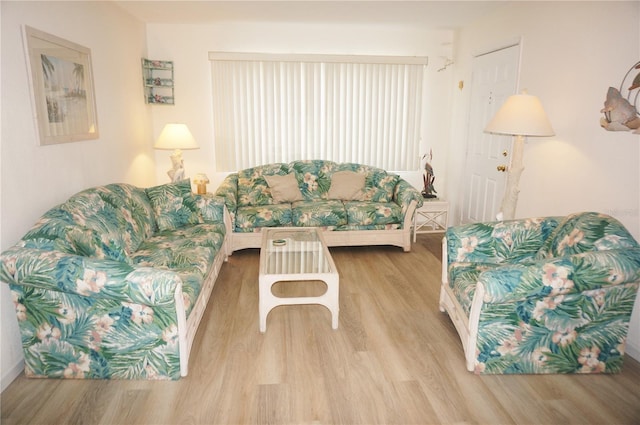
[259,227,339,333]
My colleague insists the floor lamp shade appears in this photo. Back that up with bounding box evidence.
[485,92,555,137]
[484,91,554,220]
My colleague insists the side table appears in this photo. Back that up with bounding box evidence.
[413,198,449,242]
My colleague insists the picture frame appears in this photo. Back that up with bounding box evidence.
[23,26,99,145]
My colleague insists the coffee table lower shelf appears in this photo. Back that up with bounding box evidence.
[258,273,339,333]
[258,227,340,333]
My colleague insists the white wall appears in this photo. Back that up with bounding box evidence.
[145,21,454,192]
[0,1,154,391]
[447,1,640,359]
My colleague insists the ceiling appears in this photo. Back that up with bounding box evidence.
[113,1,506,29]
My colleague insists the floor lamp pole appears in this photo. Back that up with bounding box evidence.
[499,134,525,220]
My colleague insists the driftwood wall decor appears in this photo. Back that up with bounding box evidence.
[600,61,640,133]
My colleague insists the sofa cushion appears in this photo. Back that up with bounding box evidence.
[362,172,399,203]
[334,223,400,231]
[19,209,131,263]
[291,200,347,227]
[344,201,402,226]
[264,173,304,203]
[327,171,365,201]
[103,184,156,253]
[18,184,156,264]
[19,208,89,254]
[145,179,201,232]
[235,204,293,232]
[288,160,339,201]
[60,190,132,263]
[192,194,226,223]
[536,212,639,259]
[131,223,225,317]
[335,163,398,202]
[66,226,132,264]
[237,163,289,207]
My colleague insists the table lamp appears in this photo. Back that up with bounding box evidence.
[484,90,554,219]
[154,123,199,182]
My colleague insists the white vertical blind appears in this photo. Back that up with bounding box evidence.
[210,53,427,171]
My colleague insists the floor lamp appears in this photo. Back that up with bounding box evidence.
[484,91,554,220]
[154,123,199,182]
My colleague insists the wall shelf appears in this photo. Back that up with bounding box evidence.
[142,58,174,104]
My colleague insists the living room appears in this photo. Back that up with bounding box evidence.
[1,0,639,422]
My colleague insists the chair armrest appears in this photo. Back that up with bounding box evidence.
[1,247,180,306]
[446,216,561,266]
[479,248,640,304]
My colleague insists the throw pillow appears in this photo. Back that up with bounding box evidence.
[145,179,201,231]
[327,171,365,200]
[264,173,304,203]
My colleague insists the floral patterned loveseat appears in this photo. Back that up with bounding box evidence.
[440,211,640,374]
[0,180,230,380]
[215,160,423,252]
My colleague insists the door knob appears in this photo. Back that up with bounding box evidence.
[497,165,507,172]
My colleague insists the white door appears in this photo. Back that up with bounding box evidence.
[460,44,520,224]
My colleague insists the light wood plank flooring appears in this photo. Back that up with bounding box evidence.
[2,234,640,424]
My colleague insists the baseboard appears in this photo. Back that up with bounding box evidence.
[1,359,23,393]
[627,342,640,362]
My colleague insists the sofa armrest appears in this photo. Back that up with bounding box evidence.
[214,173,238,225]
[1,247,180,306]
[446,216,561,266]
[193,193,226,224]
[478,248,640,304]
[393,178,423,213]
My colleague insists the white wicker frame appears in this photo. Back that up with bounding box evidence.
[176,207,232,376]
[438,236,484,372]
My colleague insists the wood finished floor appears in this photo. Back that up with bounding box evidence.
[2,234,640,425]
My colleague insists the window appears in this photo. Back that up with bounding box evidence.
[210,52,427,171]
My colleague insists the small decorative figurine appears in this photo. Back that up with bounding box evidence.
[422,150,437,199]
[193,173,210,194]
[167,153,185,182]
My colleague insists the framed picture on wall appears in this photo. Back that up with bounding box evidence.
[23,26,99,145]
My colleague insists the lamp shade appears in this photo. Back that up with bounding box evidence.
[192,173,210,185]
[484,92,555,137]
[154,123,198,150]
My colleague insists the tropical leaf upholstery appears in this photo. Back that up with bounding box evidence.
[237,163,289,206]
[1,182,228,380]
[215,160,423,234]
[292,200,347,227]
[441,212,640,374]
[145,179,201,231]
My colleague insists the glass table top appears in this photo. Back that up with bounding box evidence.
[261,228,334,275]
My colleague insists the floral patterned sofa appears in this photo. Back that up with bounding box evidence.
[215,160,423,252]
[440,211,640,374]
[0,180,230,380]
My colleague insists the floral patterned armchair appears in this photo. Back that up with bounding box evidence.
[0,180,229,380]
[440,212,640,374]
